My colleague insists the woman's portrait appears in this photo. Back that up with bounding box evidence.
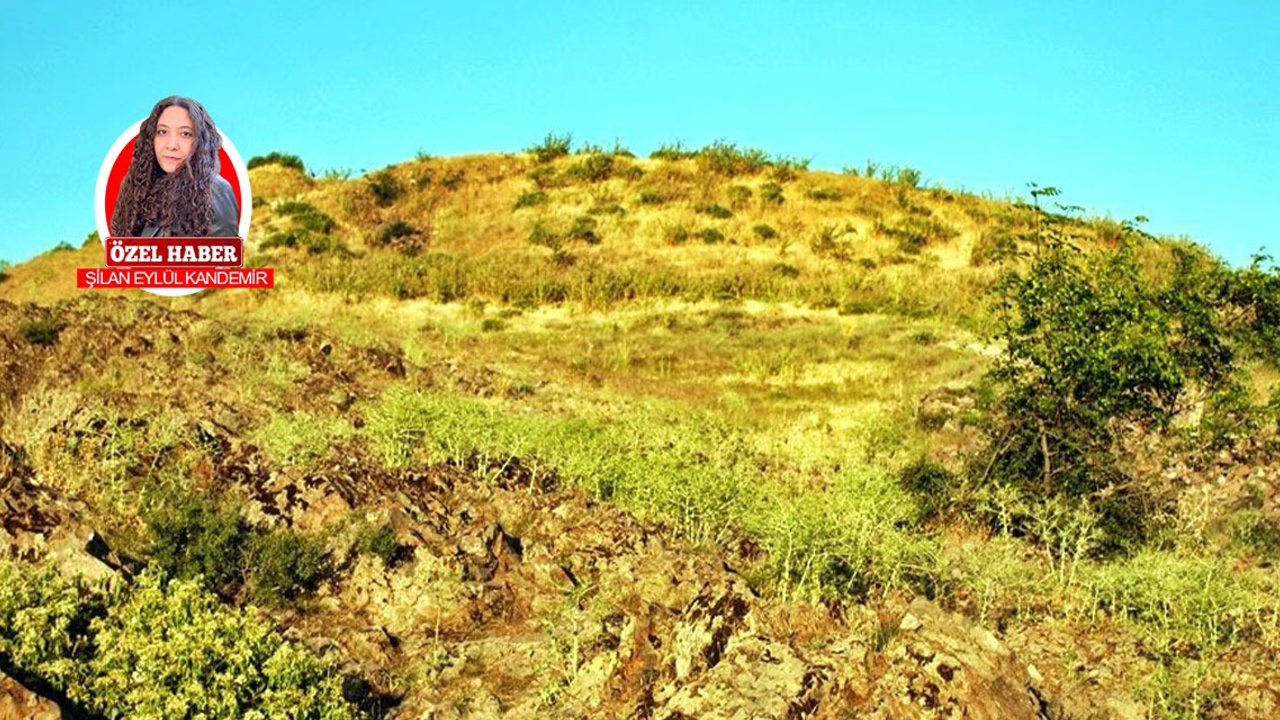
[109,96,240,238]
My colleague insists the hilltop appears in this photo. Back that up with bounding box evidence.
[1,139,1278,718]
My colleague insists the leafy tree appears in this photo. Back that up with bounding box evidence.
[978,237,1240,549]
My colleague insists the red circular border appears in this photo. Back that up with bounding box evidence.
[104,139,244,231]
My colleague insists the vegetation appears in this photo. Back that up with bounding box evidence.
[0,562,354,718]
[4,139,1280,719]
[248,151,307,173]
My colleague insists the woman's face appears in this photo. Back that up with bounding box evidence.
[153,105,195,174]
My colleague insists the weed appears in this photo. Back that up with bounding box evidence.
[637,190,669,205]
[528,132,573,163]
[726,185,753,210]
[650,141,694,160]
[253,411,352,467]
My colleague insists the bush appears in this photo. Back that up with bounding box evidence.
[805,187,843,201]
[367,170,403,206]
[263,201,343,255]
[144,492,248,598]
[637,190,669,205]
[753,224,778,241]
[20,317,66,346]
[354,524,400,566]
[760,181,784,205]
[663,224,691,246]
[726,185,753,209]
[247,151,306,173]
[375,220,421,247]
[976,239,1243,551]
[562,154,614,183]
[566,216,601,245]
[247,529,332,606]
[697,140,770,176]
[770,156,810,182]
[694,203,733,219]
[528,132,573,163]
[514,190,549,210]
[0,563,356,718]
[696,227,726,244]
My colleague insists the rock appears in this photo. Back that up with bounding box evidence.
[0,669,63,719]
[867,599,1050,720]
[917,387,975,431]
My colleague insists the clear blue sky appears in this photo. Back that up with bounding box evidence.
[1,1,1275,266]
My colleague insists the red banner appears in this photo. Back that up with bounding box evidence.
[105,237,244,267]
[77,268,274,289]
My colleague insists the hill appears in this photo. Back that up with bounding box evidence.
[1,139,1278,718]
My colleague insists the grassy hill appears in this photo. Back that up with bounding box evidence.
[1,139,1278,718]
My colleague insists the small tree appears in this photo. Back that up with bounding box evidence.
[978,237,1238,550]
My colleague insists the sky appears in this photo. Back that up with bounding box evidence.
[1,1,1276,266]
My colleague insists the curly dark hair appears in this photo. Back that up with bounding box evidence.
[111,96,223,237]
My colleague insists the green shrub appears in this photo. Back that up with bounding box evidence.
[697,227,726,244]
[874,217,958,254]
[760,182,784,205]
[2,563,359,719]
[247,151,306,173]
[514,190,549,210]
[726,185,753,209]
[354,524,400,566]
[660,224,690,246]
[898,458,955,522]
[0,259,9,283]
[750,468,936,600]
[19,317,66,346]
[144,492,248,598]
[770,156,810,182]
[694,203,733,219]
[1081,550,1258,652]
[805,187,843,202]
[566,216,601,245]
[528,132,573,163]
[373,220,422,250]
[697,140,770,176]
[637,190,669,205]
[977,240,1242,551]
[753,224,778,241]
[563,154,614,183]
[367,170,403,206]
[263,201,344,254]
[247,529,332,607]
